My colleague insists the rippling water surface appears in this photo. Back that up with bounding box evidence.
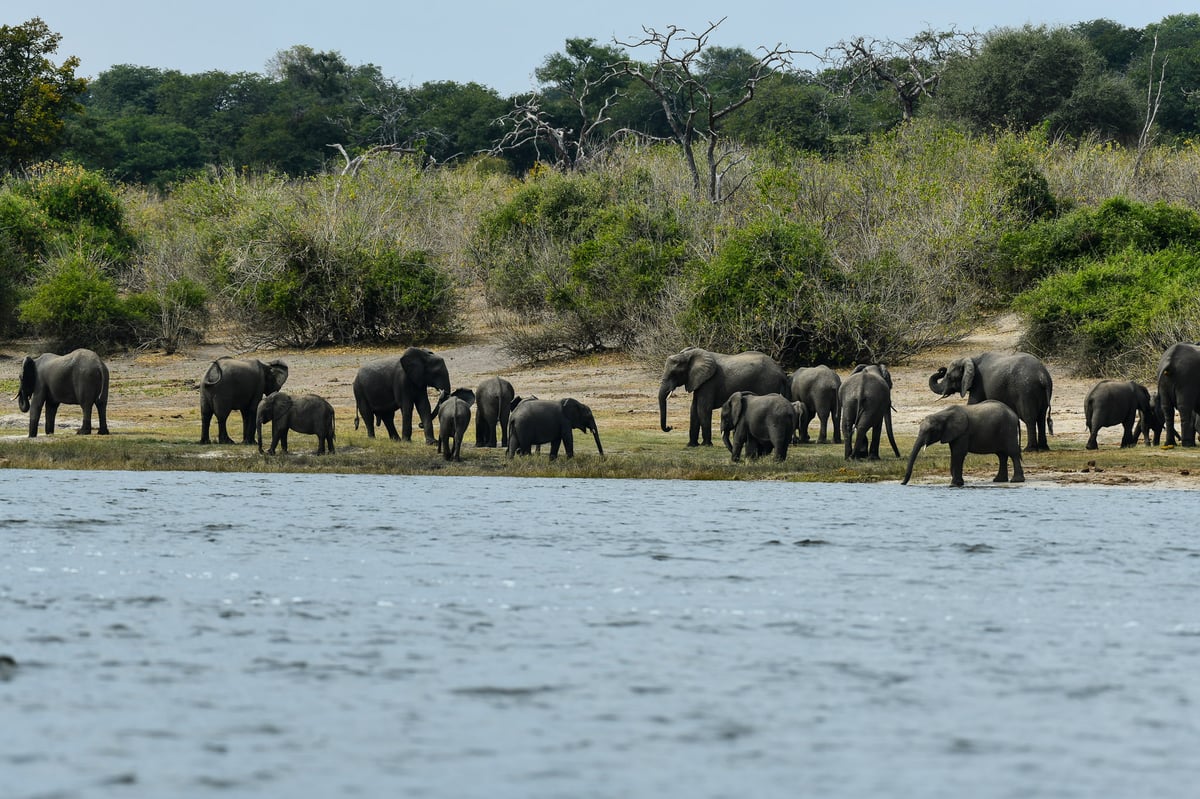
[1,469,1198,798]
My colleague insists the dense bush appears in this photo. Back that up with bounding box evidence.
[18,253,152,348]
[15,163,136,267]
[1015,247,1200,374]
[477,167,695,359]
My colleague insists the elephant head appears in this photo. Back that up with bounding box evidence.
[853,362,893,387]
[401,347,451,405]
[719,391,752,453]
[262,360,289,394]
[901,408,968,484]
[659,348,717,432]
[434,387,475,416]
[256,391,292,452]
[928,359,970,398]
[16,356,37,413]
[562,398,603,455]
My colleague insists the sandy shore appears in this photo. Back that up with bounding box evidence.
[3,314,1198,488]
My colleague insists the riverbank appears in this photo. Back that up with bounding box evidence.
[1,315,1197,487]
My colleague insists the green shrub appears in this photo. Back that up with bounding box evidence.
[18,163,136,266]
[0,190,53,262]
[18,253,139,348]
[1014,246,1200,374]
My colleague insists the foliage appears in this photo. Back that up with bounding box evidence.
[15,162,135,265]
[18,252,151,348]
[475,165,693,358]
[0,18,88,170]
[1015,247,1200,374]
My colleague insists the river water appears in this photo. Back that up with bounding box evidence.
[1,470,1198,798]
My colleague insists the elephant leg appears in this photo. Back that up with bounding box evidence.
[832,409,842,444]
[45,401,59,435]
[816,412,827,444]
[241,407,257,444]
[994,451,1010,482]
[1086,426,1099,449]
[1010,451,1025,482]
[1121,419,1136,447]
[1182,404,1197,447]
[79,401,93,434]
[415,397,436,445]
[96,399,109,435]
[215,412,234,444]
[1022,419,1039,452]
[949,441,968,487]
[868,421,883,460]
[687,400,702,447]
[380,412,400,441]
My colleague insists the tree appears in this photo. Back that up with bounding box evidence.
[613,19,794,202]
[0,18,87,171]
[826,28,978,121]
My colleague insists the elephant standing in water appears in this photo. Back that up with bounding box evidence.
[928,351,1053,451]
[902,401,1024,487]
[789,365,841,444]
[16,349,110,437]
[474,376,515,448]
[434,388,475,462]
[256,392,336,455]
[352,347,451,443]
[1084,379,1155,449]
[200,357,289,444]
[840,364,900,461]
[507,398,603,460]
[719,391,796,462]
[658,347,788,447]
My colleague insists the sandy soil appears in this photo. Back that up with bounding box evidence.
[3,313,1196,488]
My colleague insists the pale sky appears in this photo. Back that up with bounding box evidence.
[9,1,1194,97]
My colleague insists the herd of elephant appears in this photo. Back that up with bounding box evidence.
[14,341,1200,485]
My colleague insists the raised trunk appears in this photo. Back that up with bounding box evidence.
[901,433,928,484]
[929,370,950,397]
[658,380,675,432]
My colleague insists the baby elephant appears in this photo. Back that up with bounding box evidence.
[507,398,603,460]
[1084,379,1154,449]
[256,392,336,455]
[719,391,796,462]
[434,388,475,461]
[902,401,1024,487]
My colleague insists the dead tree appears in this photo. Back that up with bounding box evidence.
[828,28,977,121]
[613,18,794,203]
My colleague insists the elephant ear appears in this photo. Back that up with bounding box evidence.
[686,350,717,392]
[266,360,289,392]
[727,392,748,429]
[938,409,969,444]
[559,398,588,427]
[959,359,975,397]
[851,363,869,375]
[453,387,476,407]
[878,364,893,387]
[400,347,432,386]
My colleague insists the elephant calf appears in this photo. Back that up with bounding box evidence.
[902,401,1024,487]
[1084,379,1154,449]
[256,392,336,455]
[507,398,603,460]
[840,364,900,461]
[435,388,475,462]
[720,392,796,462]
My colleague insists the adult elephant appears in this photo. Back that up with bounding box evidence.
[256,392,336,455]
[1084,380,1154,449]
[1157,343,1200,447]
[719,391,796,462]
[789,365,841,444]
[200,357,289,444]
[16,349,110,438]
[474,376,515,448]
[507,398,603,460]
[902,401,1024,487]
[928,351,1053,451]
[840,363,900,461]
[658,348,788,447]
[352,347,451,443]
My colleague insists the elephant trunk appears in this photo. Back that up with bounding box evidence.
[17,392,29,413]
[591,424,604,456]
[658,379,675,433]
[929,369,950,398]
[901,432,929,485]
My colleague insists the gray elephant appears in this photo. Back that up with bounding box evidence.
[474,376,515,448]
[1084,380,1154,449]
[200,357,289,444]
[720,391,796,462]
[902,401,1024,487]
[16,349,110,437]
[840,363,900,460]
[928,351,1053,451]
[789,365,841,444]
[1133,391,1169,446]
[434,387,475,461]
[658,347,788,447]
[1156,343,1200,446]
[256,392,336,455]
[352,347,451,443]
[507,398,603,460]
